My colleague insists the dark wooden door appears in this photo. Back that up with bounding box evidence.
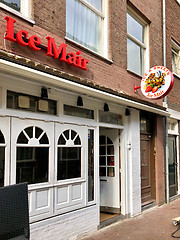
[168,136,178,197]
[140,133,154,205]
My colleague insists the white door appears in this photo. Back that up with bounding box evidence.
[54,123,86,215]
[11,117,54,222]
[99,128,120,212]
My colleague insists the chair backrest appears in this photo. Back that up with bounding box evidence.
[0,183,30,239]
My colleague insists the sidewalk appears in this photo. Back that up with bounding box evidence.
[80,198,180,240]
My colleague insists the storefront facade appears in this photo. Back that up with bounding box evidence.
[0,57,168,239]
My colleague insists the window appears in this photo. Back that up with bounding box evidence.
[127,10,149,76]
[99,135,115,177]
[99,110,123,125]
[0,130,5,187]
[172,41,180,76]
[7,91,57,115]
[66,0,108,57]
[0,0,32,20]
[16,126,49,184]
[57,129,82,180]
[64,105,94,119]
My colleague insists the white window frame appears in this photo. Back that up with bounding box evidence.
[172,40,180,77]
[66,0,109,59]
[127,7,149,76]
[0,0,34,24]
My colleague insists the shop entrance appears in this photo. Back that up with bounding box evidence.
[99,128,120,222]
[168,135,178,197]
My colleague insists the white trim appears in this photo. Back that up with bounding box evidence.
[127,33,146,49]
[0,2,35,25]
[0,59,169,116]
[65,37,113,63]
[78,0,105,18]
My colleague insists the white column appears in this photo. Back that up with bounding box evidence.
[127,109,141,216]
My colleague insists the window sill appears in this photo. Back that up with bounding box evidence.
[173,72,180,79]
[127,69,143,78]
[0,3,35,25]
[65,37,113,64]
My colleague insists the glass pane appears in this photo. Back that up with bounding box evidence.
[66,0,102,54]
[16,147,49,184]
[63,130,69,140]
[64,105,94,119]
[58,134,66,145]
[100,146,106,155]
[88,130,94,202]
[107,145,114,155]
[127,13,144,43]
[17,131,28,144]
[74,135,81,145]
[0,0,20,12]
[100,167,106,177]
[127,38,142,75]
[99,111,123,125]
[25,127,33,139]
[0,147,5,187]
[35,127,43,139]
[107,167,115,177]
[100,156,106,165]
[86,0,102,11]
[71,130,77,140]
[107,137,113,144]
[57,147,81,180]
[100,135,106,144]
[39,133,49,144]
[7,91,57,115]
[0,131,5,143]
[107,156,114,166]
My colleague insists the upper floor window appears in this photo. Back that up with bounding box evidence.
[66,0,108,57]
[0,0,32,20]
[127,10,149,76]
[172,41,180,77]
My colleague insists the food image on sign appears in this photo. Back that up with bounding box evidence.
[141,66,174,99]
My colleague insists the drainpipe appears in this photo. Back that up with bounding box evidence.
[163,0,169,204]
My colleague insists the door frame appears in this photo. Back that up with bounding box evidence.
[99,126,122,214]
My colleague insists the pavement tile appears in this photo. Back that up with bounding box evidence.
[80,198,180,240]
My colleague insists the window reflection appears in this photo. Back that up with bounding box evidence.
[57,147,81,180]
[16,147,49,184]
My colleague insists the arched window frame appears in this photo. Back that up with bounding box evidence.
[16,126,50,185]
[57,129,82,181]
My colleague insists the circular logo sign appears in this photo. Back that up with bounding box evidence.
[141,66,174,99]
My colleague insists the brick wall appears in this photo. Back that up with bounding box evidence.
[0,0,166,107]
[30,205,98,240]
[165,0,180,108]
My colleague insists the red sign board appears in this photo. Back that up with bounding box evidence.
[4,16,89,71]
[141,66,174,99]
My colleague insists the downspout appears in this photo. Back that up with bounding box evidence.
[163,0,169,204]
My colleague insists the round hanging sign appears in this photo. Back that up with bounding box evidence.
[141,66,174,99]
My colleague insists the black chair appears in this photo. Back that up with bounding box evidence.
[0,183,30,240]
